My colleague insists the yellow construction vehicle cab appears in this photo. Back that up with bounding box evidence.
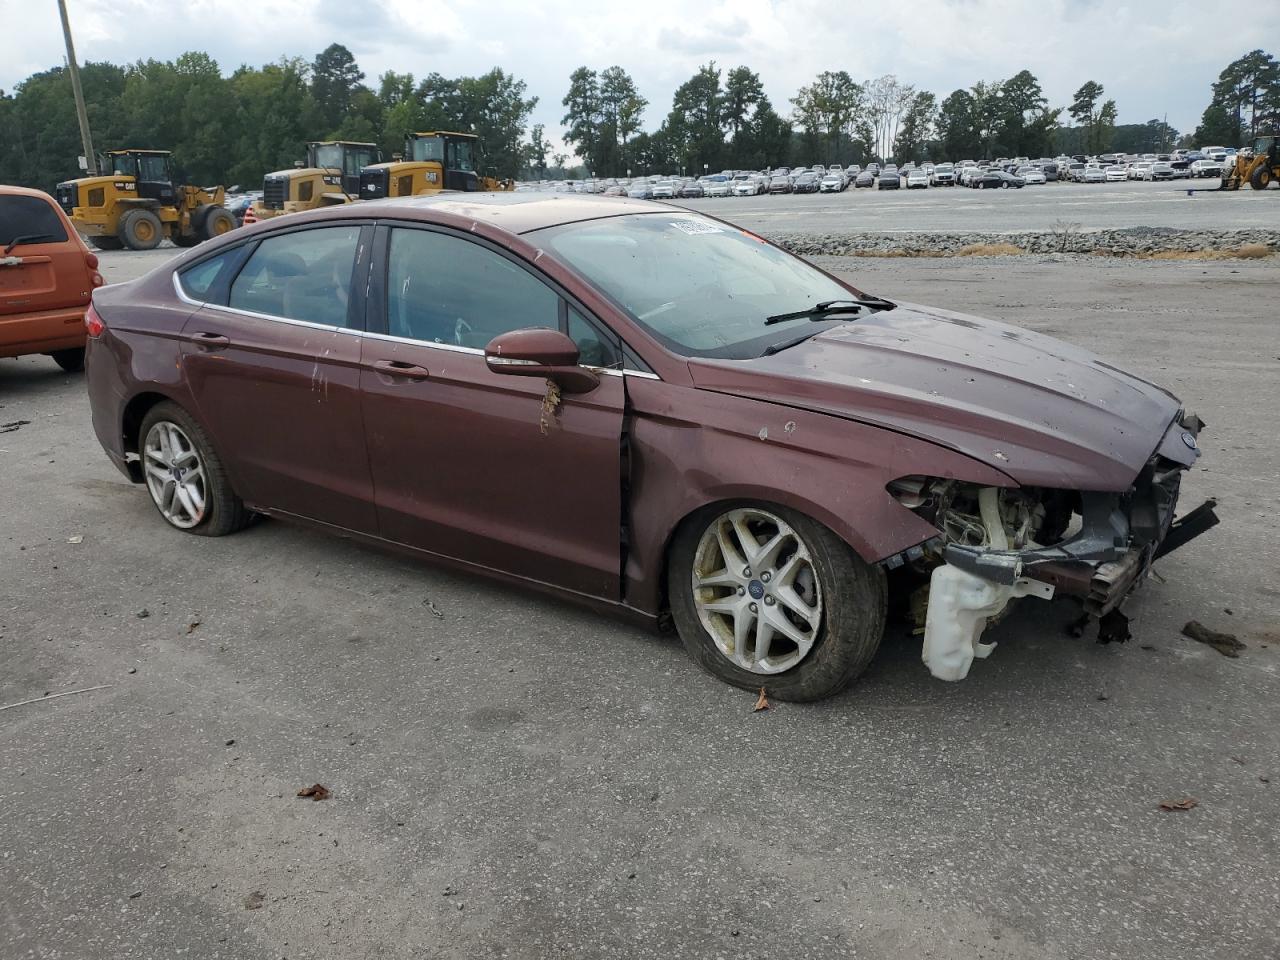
[55,149,233,251]
[1220,135,1279,190]
[357,132,513,199]
[251,141,382,220]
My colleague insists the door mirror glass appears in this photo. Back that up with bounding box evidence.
[485,328,599,394]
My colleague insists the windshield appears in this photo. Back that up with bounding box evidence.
[534,213,857,359]
[311,144,344,170]
[410,136,444,163]
[110,155,136,178]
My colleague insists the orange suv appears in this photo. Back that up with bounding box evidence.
[1,184,104,372]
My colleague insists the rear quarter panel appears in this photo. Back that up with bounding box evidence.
[86,276,199,469]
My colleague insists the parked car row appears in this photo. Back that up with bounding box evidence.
[537,146,1238,199]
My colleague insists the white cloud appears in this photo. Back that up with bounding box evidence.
[6,0,1277,159]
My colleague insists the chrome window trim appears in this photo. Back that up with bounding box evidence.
[175,266,662,378]
[362,329,484,356]
[172,273,360,336]
[172,270,206,307]
[360,328,660,379]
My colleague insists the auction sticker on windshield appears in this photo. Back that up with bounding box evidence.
[669,219,723,236]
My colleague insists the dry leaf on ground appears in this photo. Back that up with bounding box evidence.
[297,784,331,801]
[753,687,769,713]
[1159,797,1198,812]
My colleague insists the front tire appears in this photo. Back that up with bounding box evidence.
[200,206,236,240]
[1251,167,1273,190]
[668,503,886,702]
[138,402,252,537]
[119,209,163,251]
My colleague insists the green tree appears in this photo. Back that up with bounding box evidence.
[561,67,602,172]
[791,71,863,163]
[523,123,550,178]
[598,66,646,175]
[731,94,791,168]
[415,68,536,177]
[226,58,321,187]
[894,91,936,162]
[0,62,128,189]
[1207,50,1279,144]
[1068,80,1113,153]
[1193,103,1240,147]
[1096,99,1118,152]
[1110,118,1178,154]
[723,66,764,142]
[935,89,979,159]
[311,44,366,132]
[668,62,725,174]
[996,70,1056,157]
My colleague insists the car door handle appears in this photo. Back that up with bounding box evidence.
[190,331,230,350]
[371,359,430,381]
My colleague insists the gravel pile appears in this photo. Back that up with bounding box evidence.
[769,227,1280,257]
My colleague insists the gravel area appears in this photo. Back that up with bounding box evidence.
[771,227,1280,257]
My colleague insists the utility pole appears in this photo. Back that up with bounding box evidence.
[56,0,97,175]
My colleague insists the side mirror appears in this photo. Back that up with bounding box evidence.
[484,328,600,394]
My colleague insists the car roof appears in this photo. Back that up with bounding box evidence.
[336,193,670,235]
[0,184,60,200]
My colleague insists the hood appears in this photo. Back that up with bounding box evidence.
[688,302,1182,491]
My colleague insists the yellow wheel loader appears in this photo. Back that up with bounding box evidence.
[1219,136,1279,190]
[249,141,382,221]
[357,132,514,199]
[55,150,233,251]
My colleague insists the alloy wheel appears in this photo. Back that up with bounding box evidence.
[143,420,207,529]
[691,507,824,674]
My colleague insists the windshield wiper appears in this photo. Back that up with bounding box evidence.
[762,329,826,356]
[763,296,896,325]
[3,234,58,255]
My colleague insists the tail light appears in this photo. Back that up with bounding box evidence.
[84,252,104,288]
[85,303,105,338]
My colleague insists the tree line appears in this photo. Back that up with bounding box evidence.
[1,46,1275,193]
[0,45,537,191]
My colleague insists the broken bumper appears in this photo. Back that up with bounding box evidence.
[944,413,1218,612]
[920,412,1219,680]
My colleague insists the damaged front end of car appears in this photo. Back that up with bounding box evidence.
[882,412,1220,681]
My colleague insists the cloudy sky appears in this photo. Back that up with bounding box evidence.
[6,0,1277,154]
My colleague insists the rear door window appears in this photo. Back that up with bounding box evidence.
[228,226,362,328]
[0,194,69,247]
[178,250,240,302]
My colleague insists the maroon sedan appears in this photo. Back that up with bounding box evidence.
[84,195,1216,700]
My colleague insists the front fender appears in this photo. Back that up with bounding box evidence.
[622,378,1014,615]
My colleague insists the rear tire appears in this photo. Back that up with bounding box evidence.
[172,233,200,248]
[88,236,123,251]
[119,209,163,251]
[50,348,84,372]
[137,401,253,537]
[668,503,887,702]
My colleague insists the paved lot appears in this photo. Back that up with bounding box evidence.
[675,178,1280,234]
[2,252,1279,959]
